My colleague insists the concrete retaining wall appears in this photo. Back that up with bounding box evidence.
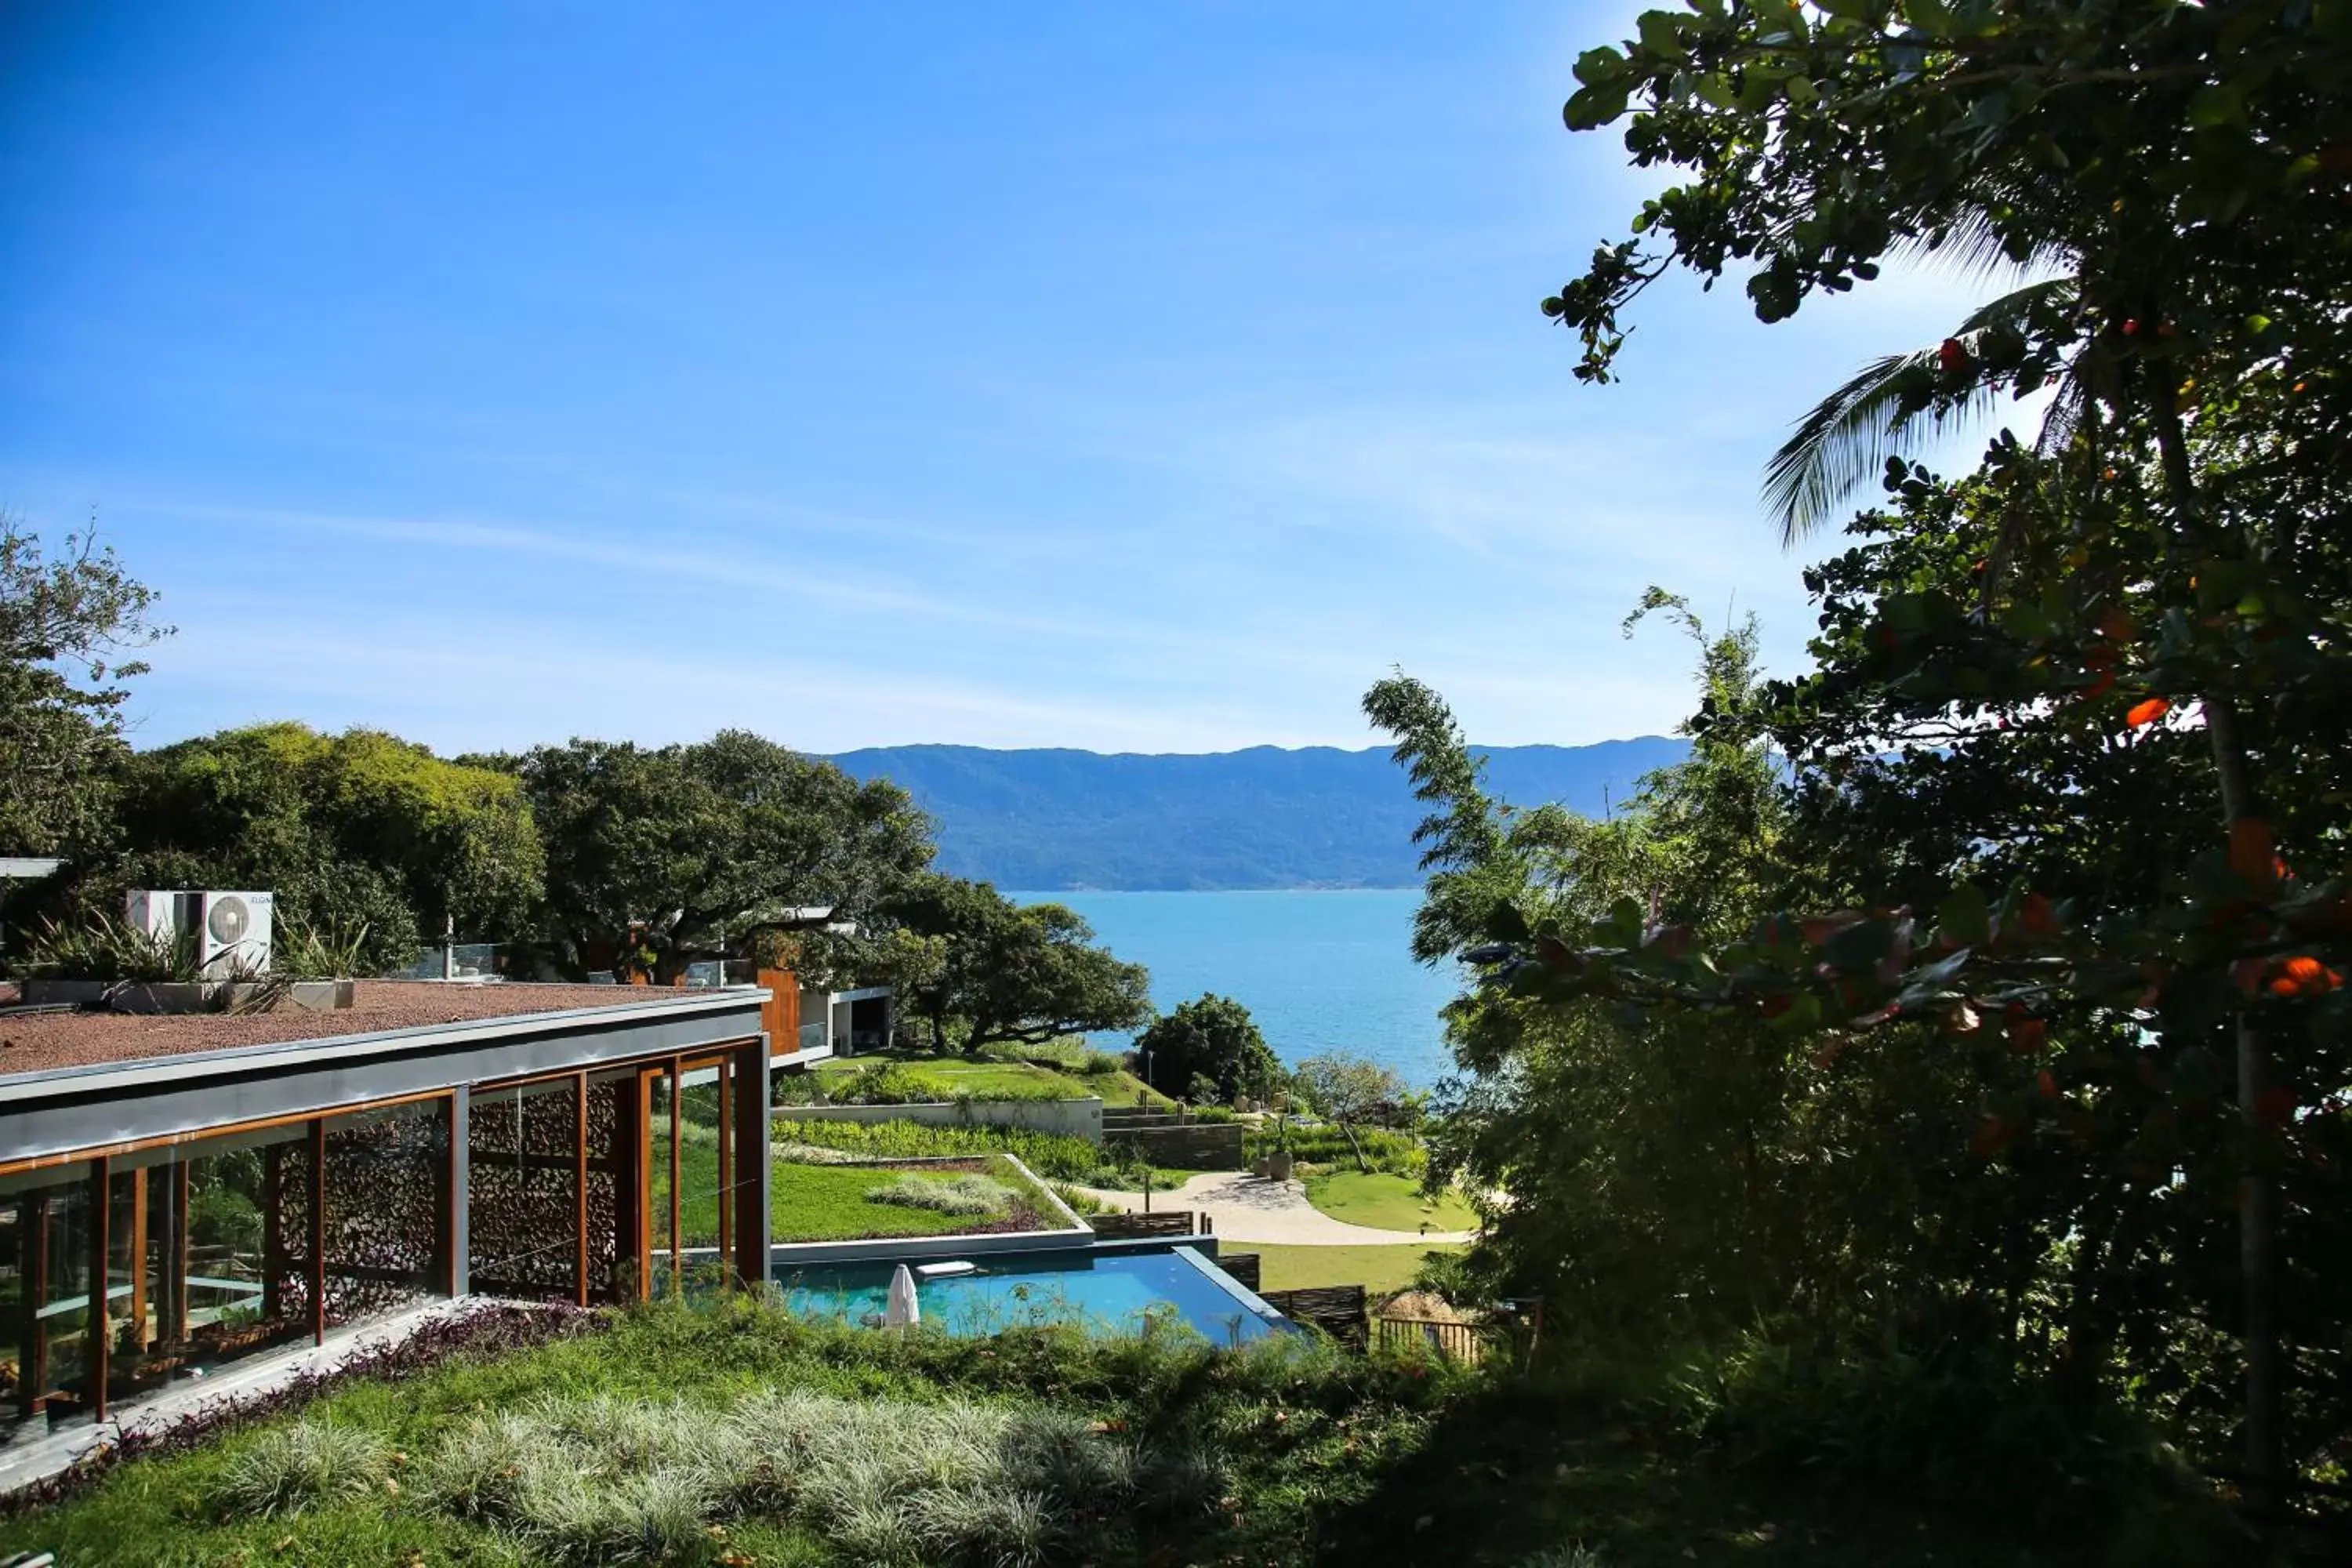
[772,1097,1103,1142]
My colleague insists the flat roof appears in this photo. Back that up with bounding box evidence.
[0,981,723,1079]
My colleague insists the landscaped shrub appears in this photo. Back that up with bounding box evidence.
[400,1378,1210,1565]
[1051,1182,1111,1216]
[212,1417,393,1517]
[1247,1123,1425,1178]
[19,912,200,982]
[873,1171,1014,1217]
[775,1118,1105,1183]
[826,1062,956,1105]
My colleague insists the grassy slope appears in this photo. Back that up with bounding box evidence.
[0,1298,2243,1568]
[811,1052,1171,1107]
[769,1161,1033,1243]
[1303,1171,1479,1232]
[653,1133,1051,1245]
[1246,1242,1465,1296]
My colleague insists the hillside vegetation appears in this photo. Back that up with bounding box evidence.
[826,741,1686,890]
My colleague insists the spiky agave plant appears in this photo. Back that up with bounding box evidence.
[21,910,201,983]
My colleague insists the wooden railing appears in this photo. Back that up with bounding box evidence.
[1090,1210,1207,1240]
[1374,1316,1486,1363]
[1259,1285,1369,1348]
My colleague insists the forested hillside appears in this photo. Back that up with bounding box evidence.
[825,739,1686,890]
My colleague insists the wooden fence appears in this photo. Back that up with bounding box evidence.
[1374,1316,1487,1363]
[1089,1210,1207,1241]
[1258,1285,1368,1349]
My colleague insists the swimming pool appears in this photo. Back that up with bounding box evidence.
[771,1244,1289,1345]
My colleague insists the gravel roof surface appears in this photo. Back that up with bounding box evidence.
[0,982,738,1077]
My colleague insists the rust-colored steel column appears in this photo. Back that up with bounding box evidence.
[573,1072,590,1308]
[18,1193,48,1421]
[308,1120,327,1345]
[631,1069,654,1301]
[126,1169,150,1352]
[716,1062,733,1269]
[668,1056,683,1297]
[89,1156,110,1421]
[262,1143,285,1323]
[728,1037,770,1291]
[167,1159,191,1347]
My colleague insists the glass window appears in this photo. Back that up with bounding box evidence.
[0,1162,95,1425]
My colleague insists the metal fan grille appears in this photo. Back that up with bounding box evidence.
[206,895,251,945]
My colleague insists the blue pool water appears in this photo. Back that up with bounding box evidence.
[771,1247,1286,1345]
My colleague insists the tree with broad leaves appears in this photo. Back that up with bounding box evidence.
[103,724,545,975]
[506,731,931,981]
[1133,993,1280,1105]
[1293,1052,1415,1174]
[883,873,1152,1055]
[1534,0,2352,1512]
[0,517,168,859]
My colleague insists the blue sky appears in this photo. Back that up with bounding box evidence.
[0,2,1995,757]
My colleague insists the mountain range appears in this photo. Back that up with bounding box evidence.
[825,740,1690,891]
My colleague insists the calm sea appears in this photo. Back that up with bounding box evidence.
[1012,889,1461,1088]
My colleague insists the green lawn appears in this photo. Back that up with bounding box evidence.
[1302,1170,1479,1232]
[1243,1241,1464,1295]
[652,1128,1064,1244]
[811,1051,1172,1107]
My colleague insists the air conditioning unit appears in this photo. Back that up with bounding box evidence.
[125,888,274,979]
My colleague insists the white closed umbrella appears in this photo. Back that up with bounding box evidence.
[884,1263,920,1328]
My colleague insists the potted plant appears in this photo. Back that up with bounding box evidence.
[1266,1114,1294,1182]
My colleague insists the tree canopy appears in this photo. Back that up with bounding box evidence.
[885,874,1153,1054]
[0,518,167,858]
[1133,994,1280,1104]
[103,724,545,974]
[506,731,932,980]
[1471,0,2352,1513]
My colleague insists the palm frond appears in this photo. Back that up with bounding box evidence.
[1764,350,1935,544]
[1766,278,2080,543]
[1955,276,2075,334]
[1891,198,2075,286]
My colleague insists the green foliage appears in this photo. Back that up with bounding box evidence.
[1134,993,1279,1104]
[1245,1124,1425,1180]
[270,913,373,981]
[0,517,168,859]
[1653,1334,2217,1555]
[821,1062,960,1105]
[212,1417,392,1517]
[886,874,1154,1053]
[510,730,931,980]
[1516,0,2352,1507]
[187,1181,262,1255]
[97,724,545,974]
[766,1160,1044,1243]
[0,1295,2237,1568]
[870,1171,1014,1218]
[19,909,200,982]
[772,1118,1105,1184]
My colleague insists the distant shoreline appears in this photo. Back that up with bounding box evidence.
[1008,884,1422,895]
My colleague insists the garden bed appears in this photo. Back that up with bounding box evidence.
[770,1152,1084,1246]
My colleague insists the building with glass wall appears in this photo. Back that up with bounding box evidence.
[0,978,815,1435]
